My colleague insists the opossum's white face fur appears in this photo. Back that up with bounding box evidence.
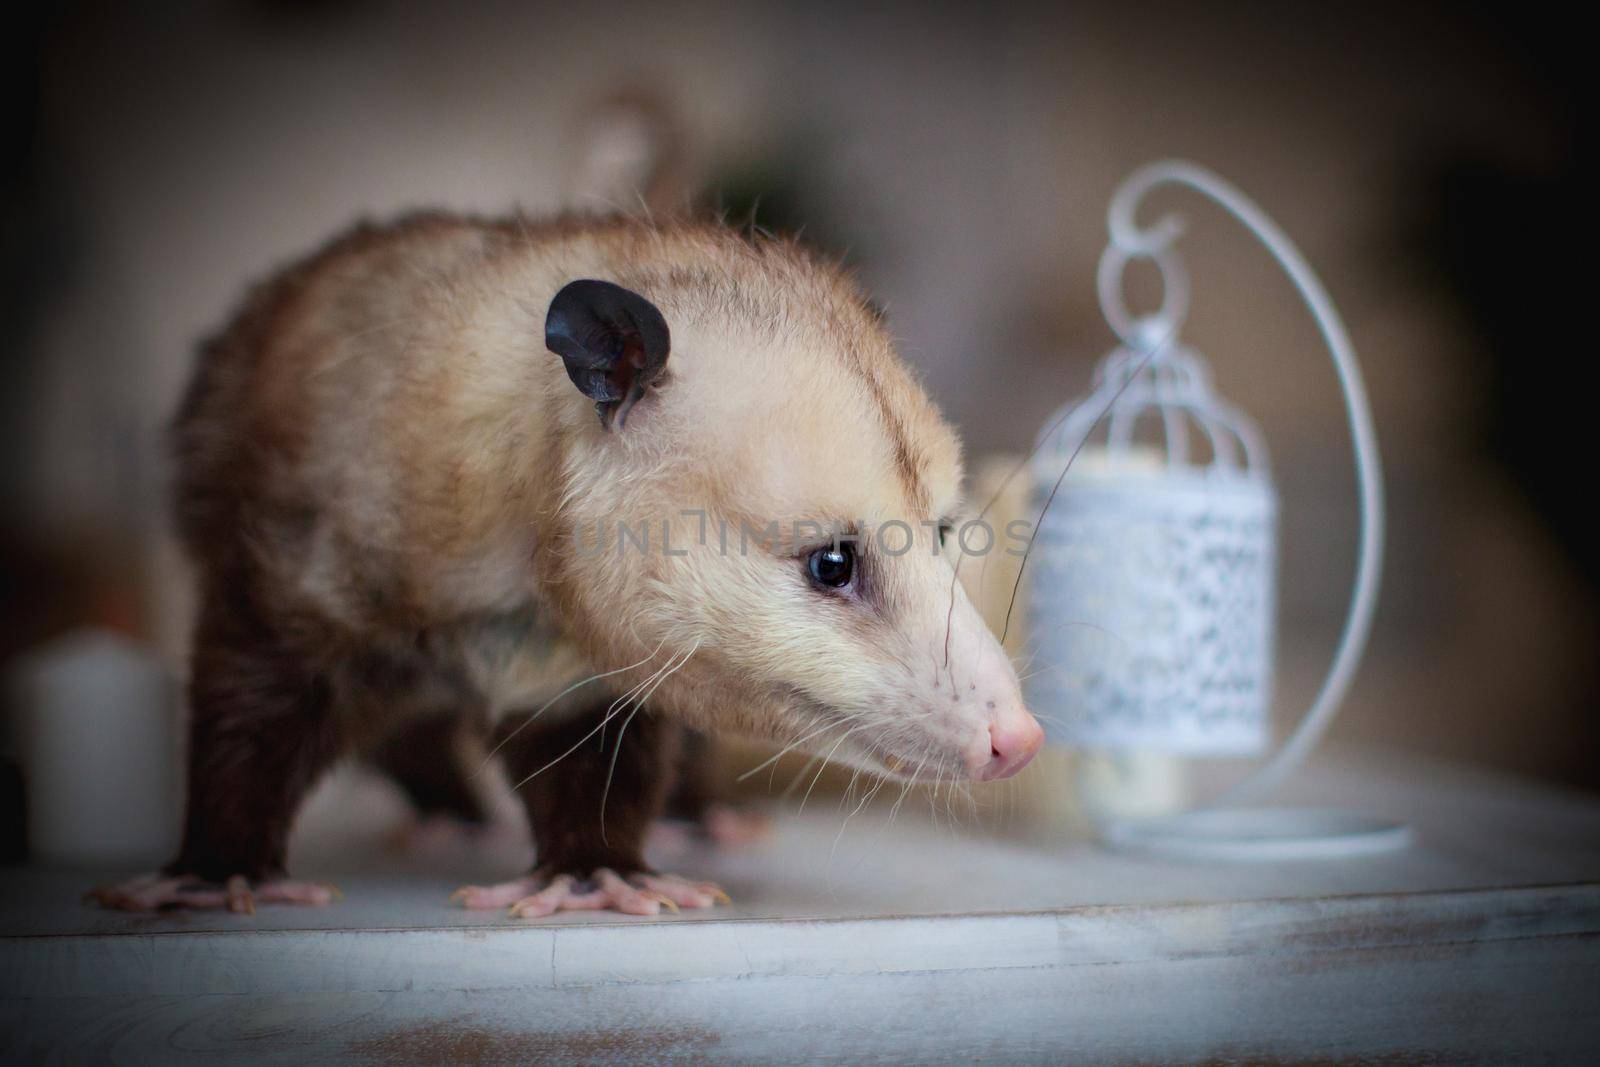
[547,229,1042,783]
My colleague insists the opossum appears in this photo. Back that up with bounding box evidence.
[90,212,1043,917]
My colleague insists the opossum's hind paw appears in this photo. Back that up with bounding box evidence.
[653,804,772,852]
[86,873,341,914]
[452,868,729,919]
[701,803,773,847]
[385,813,490,857]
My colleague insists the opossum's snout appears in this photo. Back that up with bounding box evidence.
[817,540,1044,786]
[852,661,1041,784]
[971,704,1045,781]
[935,619,1044,783]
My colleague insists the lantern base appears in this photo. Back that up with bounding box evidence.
[1097,806,1410,862]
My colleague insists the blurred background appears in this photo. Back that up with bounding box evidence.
[1,0,1592,854]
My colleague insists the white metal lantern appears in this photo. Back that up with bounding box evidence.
[1023,161,1404,859]
[1027,293,1278,756]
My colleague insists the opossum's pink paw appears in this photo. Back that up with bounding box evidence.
[253,879,342,907]
[387,814,481,857]
[701,803,772,847]
[86,875,218,912]
[86,874,340,914]
[649,821,695,851]
[457,868,728,919]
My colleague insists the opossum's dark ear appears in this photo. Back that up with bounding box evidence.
[545,279,671,431]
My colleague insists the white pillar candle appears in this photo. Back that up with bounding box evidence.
[8,629,180,867]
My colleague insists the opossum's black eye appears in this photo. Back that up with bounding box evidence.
[938,521,953,549]
[807,544,855,589]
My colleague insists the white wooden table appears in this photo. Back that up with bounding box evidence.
[3,747,1598,1064]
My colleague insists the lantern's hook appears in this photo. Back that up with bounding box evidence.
[1097,167,1192,353]
[1097,239,1189,354]
[1099,160,1388,812]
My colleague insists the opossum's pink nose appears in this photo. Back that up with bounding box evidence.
[972,711,1044,781]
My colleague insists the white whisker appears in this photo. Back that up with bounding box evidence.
[798,724,869,814]
[738,714,854,783]
[599,640,699,843]
[480,637,667,773]
[830,771,889,869]
[510,641,695,793]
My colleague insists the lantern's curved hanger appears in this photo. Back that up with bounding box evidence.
[1094,161,1402,858]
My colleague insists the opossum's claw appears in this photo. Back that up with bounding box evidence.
[226,875,254,915]
[634,872,729,909]
[86,873,340,913]
[451,876,542,910]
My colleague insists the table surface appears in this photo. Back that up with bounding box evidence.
[4,746,1599,1065]
[3,744,1599,937]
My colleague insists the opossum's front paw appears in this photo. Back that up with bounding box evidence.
[86,873,341,914]
[451,867,729,918]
